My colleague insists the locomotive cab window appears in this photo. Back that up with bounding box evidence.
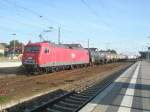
[25,46,40,52]
[44,48,49,53]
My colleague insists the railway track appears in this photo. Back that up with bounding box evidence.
[19,64,131,112]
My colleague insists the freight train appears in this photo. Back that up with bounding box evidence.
[22,41,127,73]
[22,42,89,73]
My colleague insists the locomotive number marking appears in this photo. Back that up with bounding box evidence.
[71,53,76,59]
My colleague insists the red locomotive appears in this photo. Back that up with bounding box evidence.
[22,42,89,73]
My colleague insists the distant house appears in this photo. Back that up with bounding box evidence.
[0,44,5,55]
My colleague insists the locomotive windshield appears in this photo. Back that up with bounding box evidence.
[25,46,40,52]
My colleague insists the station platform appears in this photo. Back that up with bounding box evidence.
[0,61,21,68]
[79,61,150,112]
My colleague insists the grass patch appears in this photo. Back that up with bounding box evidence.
[0,96,9,104]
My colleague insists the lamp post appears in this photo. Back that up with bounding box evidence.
[58,26,61,44]
[147,37,150,62]
[146,42,150,62]
[12,33,16,59]
[148,47,150,62]
[87,39,89,49]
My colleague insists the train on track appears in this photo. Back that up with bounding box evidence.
[22,41,127,73]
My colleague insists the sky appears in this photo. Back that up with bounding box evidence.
[0,0,150,55]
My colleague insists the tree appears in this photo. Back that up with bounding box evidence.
[9,40,20,48]
[8,40,24,54]
[107,49,117,54]
[0,43,8,48]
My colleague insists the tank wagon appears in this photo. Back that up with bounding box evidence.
[98,51,127,63]
[99,51,109,63]
[22,42,89,73]
[85,48,104,64]
[98,51,114,63]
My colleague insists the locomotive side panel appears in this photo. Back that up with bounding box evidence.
[53,47,89,65]
[38,43,89,67]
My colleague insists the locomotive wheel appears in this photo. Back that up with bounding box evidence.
[70,65,74,70]
[45,67,49,74]
[62,66,65,71]
[37,68,43,75]
[24,66,34,75]
[55,67,59,72]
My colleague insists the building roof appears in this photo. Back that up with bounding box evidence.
[0,43,5,49]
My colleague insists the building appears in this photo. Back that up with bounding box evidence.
[0,43,5,55]
[139,47,150,61]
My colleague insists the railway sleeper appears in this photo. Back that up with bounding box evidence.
[69,95,88,101]
[64,98,84,104]
[57,101,79,108]
[82,90,97,94]
[72,94,91,99]
[85,86,101,91]
[47,108,62,112]
[79,92,95,97]
[77,92,94,96]
[85,88,99,92]
[60,99,83,106]
[51,104,74,112]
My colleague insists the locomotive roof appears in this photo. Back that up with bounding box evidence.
[60,44,83,48]
[85,48,98,51]
[26,42,85,50]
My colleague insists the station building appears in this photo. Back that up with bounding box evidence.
[139,47,150,61]
[0,43,5,55]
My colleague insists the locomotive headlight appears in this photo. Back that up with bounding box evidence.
[32,60,35,63]
[24,59,35,64]
[28,57,32,59]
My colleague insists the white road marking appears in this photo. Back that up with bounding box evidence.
[79,63,138,112]
[117,62,141,112]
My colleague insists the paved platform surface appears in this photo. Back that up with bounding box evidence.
[0,61,21,68]
[0,61,22,78]
[80,61,150,112]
